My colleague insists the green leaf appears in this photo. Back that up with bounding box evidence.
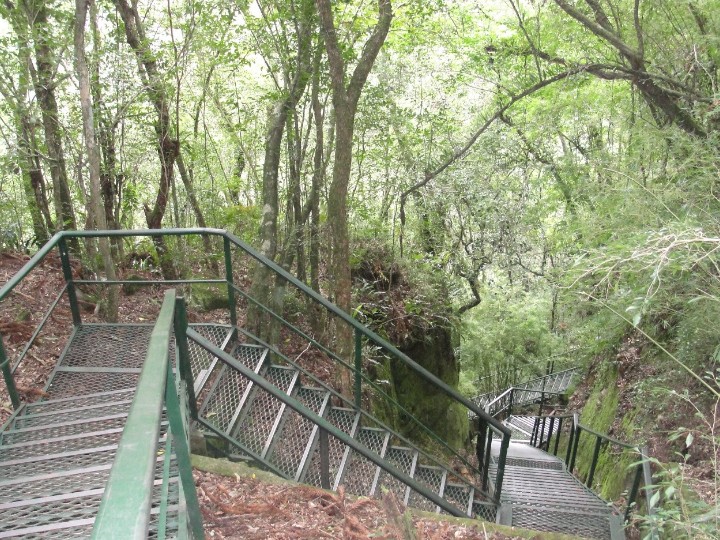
[686,432,694,447]
[650,491,660,509]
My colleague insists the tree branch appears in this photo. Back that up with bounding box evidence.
[554,0,641,65]
[347,0,392,104]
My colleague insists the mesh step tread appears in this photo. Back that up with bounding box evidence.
[266,386,330,478]
[442,483,472,516]
[336,427,388,496]
[197,344,268,433]
[1,413,128,445]
[511,503,613,539]
[0,464,113,504]
[231,365,298,455]
[407,464,446,512]
[301,407,360,488]
[10,400,133,430]
[374,446,417,501]
[17,388,136,416]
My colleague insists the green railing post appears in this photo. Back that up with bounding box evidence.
[587,436,603,487]
[58,236,81,326]
[223,236,237,328]
[174,296,198,420]
[625,460,644,524]
[165,356,205,539]
[0,335,20,409]
[354,328,362,409]
[568,415,581,472]
[494,432,510,505]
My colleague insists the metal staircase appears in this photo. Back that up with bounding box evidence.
[0,228,656,539]
[476,378,657,540]
[186,325,499,521]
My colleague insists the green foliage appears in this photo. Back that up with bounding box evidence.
[459,287,561,395]
[221,204,261,244]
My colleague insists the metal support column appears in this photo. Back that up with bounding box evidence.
[0,334,20,409]
[174,297,199,420]
[223,236,237,328]
[354,328,362,409]
[58,237,81,326]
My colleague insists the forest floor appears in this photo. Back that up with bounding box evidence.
[0,251,557,539]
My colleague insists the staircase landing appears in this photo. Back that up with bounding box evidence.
[491,441,624,539]
[0,323,230,538]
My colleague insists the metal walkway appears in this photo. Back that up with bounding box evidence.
[490,434,624,539]
[0,323,230,538]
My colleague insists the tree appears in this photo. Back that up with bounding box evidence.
[2,0,79,251]
[316,0,393,395]
[113,0,180,280]
[74,0,119,321]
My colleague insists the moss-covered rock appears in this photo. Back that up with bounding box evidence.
[189,283,229,312]
[380,325,468,450]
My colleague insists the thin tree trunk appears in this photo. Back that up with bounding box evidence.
[176,150,217,273]
[22,0,79,252]
[113,0,179,280]
[74,0,119,321]
[90,0,123,259]
[249,0,315,338]
[316,0,393,396]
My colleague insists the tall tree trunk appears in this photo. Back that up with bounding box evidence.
[308,44,328,336]
[113,0,179,280]
[74,0,119,321]
[249,0,315,339]
[90,0,123,259]
[22,0,79,252]
[316,0,393,396]
[0,41,53,244]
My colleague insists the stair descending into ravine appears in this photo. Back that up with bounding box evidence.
[488,438,624,540]
[192,335,498,521]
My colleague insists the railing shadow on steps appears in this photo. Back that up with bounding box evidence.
[92,290,204,539]
[0,228,512,518]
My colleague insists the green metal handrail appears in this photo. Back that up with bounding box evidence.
[91,290,203,539]
[1,228,506,427]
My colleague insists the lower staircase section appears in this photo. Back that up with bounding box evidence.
[0,390,133,538]
[190,333,499,523]
[490,438,624,539]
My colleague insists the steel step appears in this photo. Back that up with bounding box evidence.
[1,412,130,446]
[300,406,360,488]
[10,398,133,430]
[197,343,268,434]
[265,386,331,478]
[13,388,136,418]
[335,427,390,496]
[372,445,418,503]
[407,464,447,512]
[231,365,299,456]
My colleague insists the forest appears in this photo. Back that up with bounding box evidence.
[0,0,719,536]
